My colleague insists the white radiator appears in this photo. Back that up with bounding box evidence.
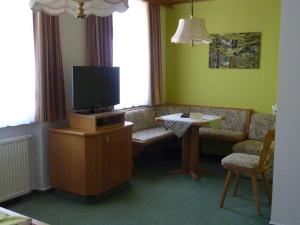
[0,135,31,203]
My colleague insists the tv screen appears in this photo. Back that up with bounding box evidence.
[72,66,120,111]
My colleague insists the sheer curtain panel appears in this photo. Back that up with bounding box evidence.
[113,0,150,109]
[0,1,36,128]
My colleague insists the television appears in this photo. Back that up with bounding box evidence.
[72,66,120,112]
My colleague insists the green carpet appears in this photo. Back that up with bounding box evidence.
[2,157,271,225]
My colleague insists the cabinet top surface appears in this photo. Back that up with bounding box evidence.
[70,110,125,119]
[49,122,133,136]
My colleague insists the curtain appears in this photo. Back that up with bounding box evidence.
[149,4,164,105]
[33,12,66,122]
[86,15,113,66]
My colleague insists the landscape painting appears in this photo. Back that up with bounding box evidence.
[209,32,261,69]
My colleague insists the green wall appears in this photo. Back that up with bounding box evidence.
[165,0,281,113]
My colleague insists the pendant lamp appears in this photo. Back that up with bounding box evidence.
[171,0,211,45]
[30,0,129,18]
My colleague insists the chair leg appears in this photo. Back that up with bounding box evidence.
[251,175,261,215]
[233,170,240,196]
[220,170,233,208]
[262,172,272,203]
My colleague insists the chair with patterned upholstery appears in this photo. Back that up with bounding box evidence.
[219,129,275,215]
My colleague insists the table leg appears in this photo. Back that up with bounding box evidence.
[190,126,200,180]
[189,126,212,180]
[182,129,191,173]
[168,130,190,175]
[168,125,211,180]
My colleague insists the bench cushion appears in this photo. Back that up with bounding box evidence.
[233,139,264,155]
[222,153,259,169]
[190,106,250,132]
[125,108,156,132]
[132,127,174,143]
[199,128,247,142]
[248,114,276,140]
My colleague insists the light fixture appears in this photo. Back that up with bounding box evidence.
[30,0,129,19]
[171,0,211,45]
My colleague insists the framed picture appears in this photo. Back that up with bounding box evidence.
[209,32,261,69]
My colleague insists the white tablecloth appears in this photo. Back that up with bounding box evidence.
[159,113,221,138]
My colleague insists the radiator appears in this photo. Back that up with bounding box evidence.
[0,135,31,203]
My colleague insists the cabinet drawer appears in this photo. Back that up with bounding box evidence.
[103,126,131,144]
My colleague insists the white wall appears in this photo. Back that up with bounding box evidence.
[59,14,87,115]
[0,14,86,191]
[271,1,300,225]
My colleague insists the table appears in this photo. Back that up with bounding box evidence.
[157,113,222,180]
[0,207,49,225]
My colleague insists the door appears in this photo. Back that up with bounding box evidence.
[102,126,132,191]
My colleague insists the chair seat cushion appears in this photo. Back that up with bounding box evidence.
[199,128,247,142]
[132,127,173,143]
[233,140,264,155]
[221,153,260,169]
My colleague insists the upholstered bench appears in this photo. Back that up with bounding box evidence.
[232,113,276,179]
[189,106,252,142]
[124,107,175,152]
[124,104,252,153]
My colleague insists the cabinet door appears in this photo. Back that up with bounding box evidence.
[102,126,132,191]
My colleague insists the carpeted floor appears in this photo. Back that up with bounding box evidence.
[2,155,271,225]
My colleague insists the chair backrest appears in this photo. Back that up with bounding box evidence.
[258,128,275,170]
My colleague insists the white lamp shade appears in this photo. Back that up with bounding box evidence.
[29,0,129,17]
[171,17,212,45]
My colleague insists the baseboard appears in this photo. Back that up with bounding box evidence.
[269,220,289,225]
[33,186,53,192]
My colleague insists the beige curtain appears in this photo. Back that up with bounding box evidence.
[33,12,66,122]
[86,15,113,66]
[149,4,164,105]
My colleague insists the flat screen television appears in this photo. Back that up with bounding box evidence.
[72,66,120,112]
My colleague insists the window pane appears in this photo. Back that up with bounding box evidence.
[113,0,150,109]
[0,1,36,128]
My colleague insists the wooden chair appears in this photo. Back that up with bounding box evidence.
[220,129,275,215]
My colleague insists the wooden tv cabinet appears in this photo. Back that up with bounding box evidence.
[49,111,133,197]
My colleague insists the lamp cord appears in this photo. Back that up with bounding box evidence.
[191,0,194,17]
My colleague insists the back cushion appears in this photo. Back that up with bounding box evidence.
[125,108,156,132]
[249,114,276,140]
[154,105,190,117]
[190,106,250,131]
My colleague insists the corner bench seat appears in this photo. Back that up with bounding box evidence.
[233,139,264,155]
[232,113,276,155]
[198,128,247,142]
[232,113,276,180]
[189,106,252,142]
[125,104,252,150]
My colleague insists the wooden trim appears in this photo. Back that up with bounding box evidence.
[143,0,213,7]
[154,103,253,112]
[49,122,134,137]
[199,133,247,142]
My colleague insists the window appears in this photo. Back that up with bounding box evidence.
[113,0,150,109]
[0,1,36,128]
